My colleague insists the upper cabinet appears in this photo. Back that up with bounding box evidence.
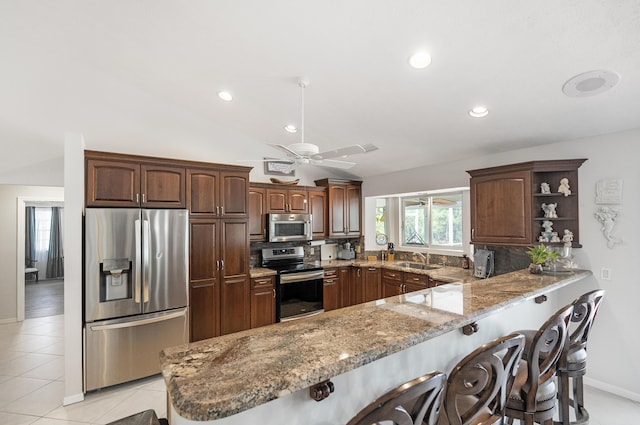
[265,187,308,213]
[307,187,328,239]
[315,178,362,238]
[468,159,586,247]
[187,168,249,218]
[86,152,186,208]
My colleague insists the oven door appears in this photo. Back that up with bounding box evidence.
[277,269,324,321]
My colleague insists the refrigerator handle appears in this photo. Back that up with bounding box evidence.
[134,219,142,304]
[143,219,151,303]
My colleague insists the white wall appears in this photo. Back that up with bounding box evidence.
[0,184,64,323]
[363,127,640,400]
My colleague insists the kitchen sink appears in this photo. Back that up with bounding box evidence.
[395,262,439,270]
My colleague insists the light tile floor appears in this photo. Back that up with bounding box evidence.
[1,315,640,425]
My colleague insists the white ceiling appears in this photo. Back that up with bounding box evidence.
[2,1,639,184]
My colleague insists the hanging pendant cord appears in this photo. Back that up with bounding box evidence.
[300,82,305,144]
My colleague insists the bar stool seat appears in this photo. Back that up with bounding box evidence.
[347,371,446,425]
[504,303,573,425]
[555,289,605,425]
[440,333,525,425]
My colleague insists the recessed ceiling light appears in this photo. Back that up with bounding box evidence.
[562,70,620,97]
[469,106,489,118]
[284,124,297,133]
[217,91,233,102]
[408,51,432,69]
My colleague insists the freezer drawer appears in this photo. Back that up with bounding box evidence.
[84,308,188,392]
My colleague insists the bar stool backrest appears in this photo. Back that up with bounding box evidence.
[347,371,447,425]
[519,303,573,411]
[562,289,606,367]
[444,333,525,425]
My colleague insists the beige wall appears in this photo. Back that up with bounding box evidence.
[0,184,64,323]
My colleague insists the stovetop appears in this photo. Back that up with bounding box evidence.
[261,246,323,274]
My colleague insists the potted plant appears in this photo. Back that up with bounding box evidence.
[526,244,560,274]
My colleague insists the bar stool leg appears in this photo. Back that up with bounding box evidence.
[557,373,571,425]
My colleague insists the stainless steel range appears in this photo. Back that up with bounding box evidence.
[262,247,324,322]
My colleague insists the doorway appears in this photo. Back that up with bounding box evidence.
[17,197,65,321]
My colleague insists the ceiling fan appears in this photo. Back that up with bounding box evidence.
[266,77,378,170]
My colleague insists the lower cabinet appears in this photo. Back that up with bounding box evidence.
[189,281,218,343]
[323,269,340,312]
[382,269,403,298]
[250,276,276,328]
[381,269,430,297]
[362,266,381,302]
[220,277,250,335]
[338,267,352,308]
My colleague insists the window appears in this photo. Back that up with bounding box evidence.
[375,198,388,237]
[402,192,462,249]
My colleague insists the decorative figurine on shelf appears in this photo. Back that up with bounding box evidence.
[594,207,622,249]
[540,182,551,194]
[541,202,558,218]
[542,220,554,233]
[558,178,571,196]
[562,229,574,245]
[550,234,561,243]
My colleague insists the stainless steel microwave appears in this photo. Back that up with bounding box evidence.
[268,213,313,242]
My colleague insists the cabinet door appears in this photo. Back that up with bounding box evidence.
[221,171,249,217]
[288,190,308,213]
[338,267,352,308]
[351,267,363,306]
[250,277,275,328]
[249,187,266,241]
[220,220,250,335]
[470,170,532,245]
[189,220,219,341]
[141,164,186,208]
[328,185,346,237]
[189,282,217,342]
[220,277,250,335]
[266,189,288,213]
[308,189,327,239]
[346,185,361,236]
[382,279,402,298]
[187,169,219,216]
[363,267,381,302]
[86,159,140,207]
[323,278,340,312]
[404,282,426,294]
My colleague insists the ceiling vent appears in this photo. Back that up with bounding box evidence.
[562,70,620,98]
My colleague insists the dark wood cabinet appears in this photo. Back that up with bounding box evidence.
[382,269,403,298]
[308,188,328,239]
[86,155,185,208]
[338,267,352,308]
[219,220,250,335]
[250,276,275,328]
[315,179,362,237]
[189,220,220,341]
[266,188,308,213]
[187,168,248,218]
[468,159,586,247]
[248,187,267,241]
[323,268,340,312]
[363,267,381,302]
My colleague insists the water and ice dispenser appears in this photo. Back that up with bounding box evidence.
[99,258,132,301]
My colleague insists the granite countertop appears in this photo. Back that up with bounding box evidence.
[160,268,591,421]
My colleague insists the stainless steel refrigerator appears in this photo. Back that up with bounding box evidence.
[83,208,188,391]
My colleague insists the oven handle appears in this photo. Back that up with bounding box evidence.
[279,270,325,283]
[280,309,324,322]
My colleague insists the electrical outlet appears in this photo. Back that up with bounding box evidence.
[600,267,611,281]
[310,247,314,255]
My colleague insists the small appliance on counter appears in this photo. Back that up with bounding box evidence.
[320,243,338,261]
[337,242,355,260]
[473,249,494,278]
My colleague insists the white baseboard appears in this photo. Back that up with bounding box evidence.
[0,317,17,325]
[584,377,640,403]
[63,393,84,406]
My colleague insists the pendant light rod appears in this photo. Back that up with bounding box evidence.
[298,77,309,145]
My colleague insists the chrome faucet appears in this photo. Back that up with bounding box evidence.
[412,251,427,264]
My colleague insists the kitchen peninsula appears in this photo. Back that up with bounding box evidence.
[160,268,591,425]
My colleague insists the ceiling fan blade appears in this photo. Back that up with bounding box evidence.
[269,144,304,159]
[311,158,356,169]
[311,143,378,160]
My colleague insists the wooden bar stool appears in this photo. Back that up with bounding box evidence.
[440,333,525,425]
[555,289,605,425]
[504,304,574,425]
[347,371,446,425]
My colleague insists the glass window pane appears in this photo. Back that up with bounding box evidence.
[430,194,462,247]
[375,198,388,236]
[403,197,428,246]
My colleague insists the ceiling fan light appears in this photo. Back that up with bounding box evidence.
[217,91,233,102]
[284,124,297,133]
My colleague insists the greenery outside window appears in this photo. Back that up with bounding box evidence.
[402,192,462,249]
[375,198,388,237]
